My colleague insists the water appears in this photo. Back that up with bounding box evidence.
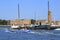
[0,26,60,40]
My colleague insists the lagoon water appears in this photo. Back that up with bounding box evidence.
[0,26,60,40]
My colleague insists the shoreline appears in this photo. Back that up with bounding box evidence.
[0,25,11,26]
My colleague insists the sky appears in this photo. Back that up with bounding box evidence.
[0,0,60,21]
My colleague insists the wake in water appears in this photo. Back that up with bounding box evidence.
[4,28,30,33]
[28,31,46,35]
[4,28,10,32]
[28,30,60,36]
[3,28,60,36]
[4,28,17,33]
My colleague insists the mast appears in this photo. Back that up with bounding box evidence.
[34,11,36,24]
[18,0,20,20]
[17,0,20,25]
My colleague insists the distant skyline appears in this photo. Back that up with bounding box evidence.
[0,0,60,21]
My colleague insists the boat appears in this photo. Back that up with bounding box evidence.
[11,24,20,29]
[54,28,60,30]
[20,27,30,32]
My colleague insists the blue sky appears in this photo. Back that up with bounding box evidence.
[0,0,60,21]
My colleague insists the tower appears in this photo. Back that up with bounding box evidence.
[48,0,52,25]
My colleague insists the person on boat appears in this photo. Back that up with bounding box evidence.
[24,27,27,30]
[22,25,30,32]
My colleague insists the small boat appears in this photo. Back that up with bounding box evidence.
[11,24,20,29]
[20,27,30,32]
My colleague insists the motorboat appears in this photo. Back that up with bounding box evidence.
[11,24,20,29]
[54,28,60,30]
